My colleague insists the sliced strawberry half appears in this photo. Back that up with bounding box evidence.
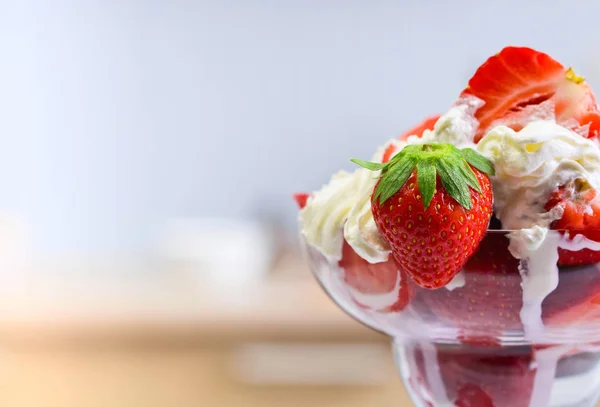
[461,46,600,141]
[381,115,440,162]
[339,241,412,312]
[455,383,494,407]
[543,262,600,326]
[544,180,600,265]
[437,348,535,407]
[420,232,523,337]
[398,115,441,141]
[422,229,600,333]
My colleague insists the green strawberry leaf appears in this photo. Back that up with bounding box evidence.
[375,156,416,204]
[452,156,482,193]
[446,145,482,193]
[436,158,472,210]
[350,159,386,171]
[351,142,495,210]
[460,148,495,176]
[416,160,436,209]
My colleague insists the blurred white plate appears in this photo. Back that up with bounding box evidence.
[158,217,274,289]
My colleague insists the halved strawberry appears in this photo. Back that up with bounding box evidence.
[339,241,412,312]
[422,230,600,334]
[420,232,523,335]
[543,263,600,325]
[382,115,440,162]
[399,115,441,141]
[455,383,494,407]
[461,46,600,141]
[544,180,600,265]
[437,348,535,407]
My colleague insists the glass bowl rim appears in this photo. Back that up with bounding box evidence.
[485,229,591,233]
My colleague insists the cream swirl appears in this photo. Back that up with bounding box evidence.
[408,95,483,148]
[299,142,405,263]
[476,120,600,230]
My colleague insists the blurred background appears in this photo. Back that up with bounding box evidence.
[1,0,600,405]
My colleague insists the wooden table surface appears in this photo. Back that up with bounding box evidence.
[0,253,590,406]
[0,255,414,407]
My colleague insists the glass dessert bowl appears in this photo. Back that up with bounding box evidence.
[297,45,600,407]
[303,229,600,407]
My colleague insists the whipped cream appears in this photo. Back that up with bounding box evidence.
[477,120,600,230]
[476,120,600,335]
[301,106,482,263]
[346,270,403,311]
[444,271,466,291]
[408,96,482,148]
[299,143,401,263]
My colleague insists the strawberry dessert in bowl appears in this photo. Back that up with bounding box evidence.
[296,47,600,407]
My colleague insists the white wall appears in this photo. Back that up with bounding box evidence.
[1,0,600,252]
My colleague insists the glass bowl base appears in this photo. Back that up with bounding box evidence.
[393,339,600,407]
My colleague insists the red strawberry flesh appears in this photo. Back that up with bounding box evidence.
[545,180,600,265]
[421,232,523,338]
[339,240,412,312]
[382,115,440,163]
[438,348,535,407]
[421,231,600,338]
[399,115,441,141]
[293,193,310,209]
[455,383,495,407]
[462,46,600,141]
[543,263,600,326]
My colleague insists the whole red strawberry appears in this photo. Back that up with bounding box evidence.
[352,143,494,289]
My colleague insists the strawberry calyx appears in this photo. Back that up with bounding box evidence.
[352,143,495,210]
